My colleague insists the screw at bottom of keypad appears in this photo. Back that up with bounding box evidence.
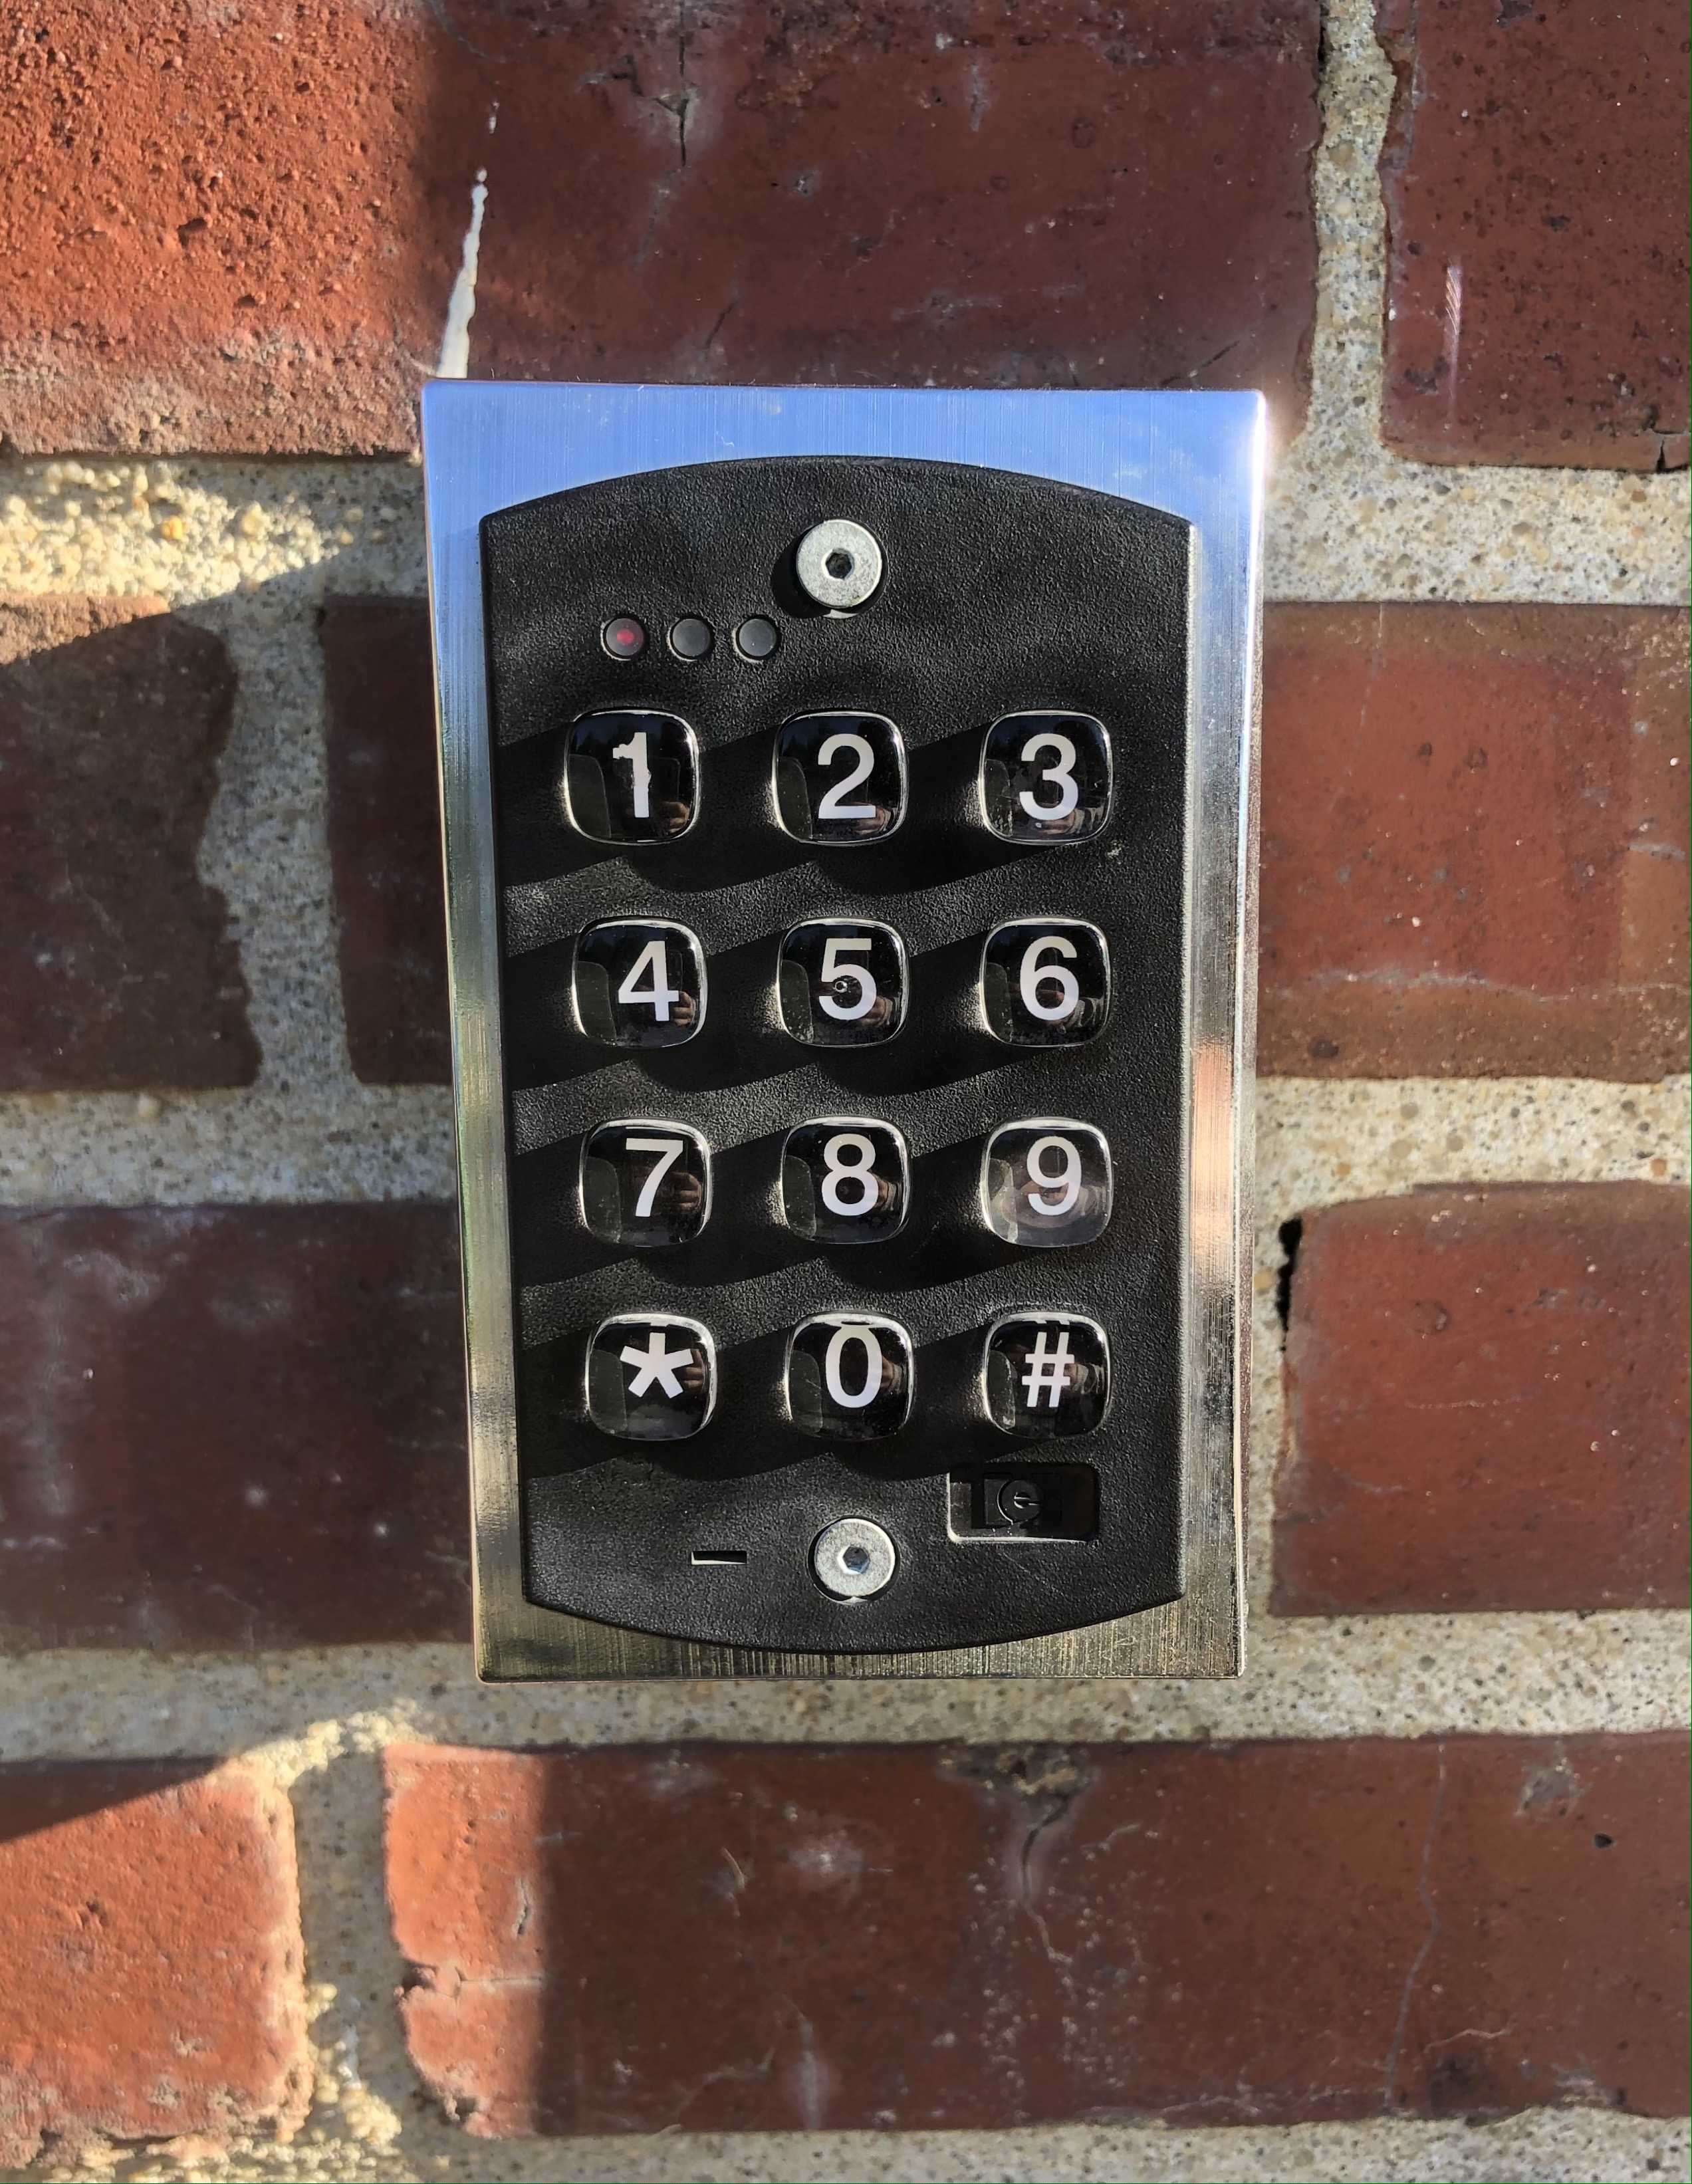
[812,1517,896,1600]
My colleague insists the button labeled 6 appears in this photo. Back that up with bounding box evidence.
[981,919,1110,1045]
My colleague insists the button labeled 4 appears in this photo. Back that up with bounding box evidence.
[574,919,705,1046]
[779,919,907,1046]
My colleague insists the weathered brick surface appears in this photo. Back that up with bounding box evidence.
[1259,603,1689,1078]
[1275,1184,1691,1616]
[1,1,1320,455]
[0,1205,468,1649]
[0,1762,308,2169]
[0,596,257,1090]
[321,598,450,1085]
[385,1735,1691,2136]
[1377,0,1689,469]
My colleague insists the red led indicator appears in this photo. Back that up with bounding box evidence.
[602,615,646,660]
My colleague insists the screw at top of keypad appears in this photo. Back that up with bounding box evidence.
[668,615,713,660]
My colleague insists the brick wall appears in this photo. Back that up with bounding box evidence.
[0,3,1685,2181]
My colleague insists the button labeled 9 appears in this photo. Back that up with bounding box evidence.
[779,919,907,1046]
[775,713,906,844]
[981,919,1110,1045]
[981,1118,1112,1248]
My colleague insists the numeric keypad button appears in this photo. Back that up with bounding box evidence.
[564,711,699,844]
[781,1118,909,1245]
[787,1313,913,1440]
[779,919,907,1046]
[981,919,1110,1045]
[980,711,1112,844]
[981,1118,1113,1248]
[580,1122,711,1247]
[573,919,705,1046]
[586,1313,715,1439]
[774,712,906,844]
[983,1314,1110,1437]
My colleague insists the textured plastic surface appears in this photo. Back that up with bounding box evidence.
[481,454,1191,1652]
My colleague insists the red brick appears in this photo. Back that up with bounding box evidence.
[1377,0,1689,469]
[384,1734,1690,2135]
[1259,604,1689,1078]
[1274,1185,1691,1616]
[321,598,449,1086]
[0,1761,308,2169]
[0,1205,468,1649]
[1,1,1319,456]
[0,596,257,1090]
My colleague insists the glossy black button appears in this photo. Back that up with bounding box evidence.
[580,1122,711,1247]
[573,919,705,1047]
[781,1118,909,1245]
[668,615,713,660]
[774,712,906,844]
[787,1313,914,1441]
[586,1313,715,1439]
[981,1118,1113,1248]
[981,919,1111,1045]
[980,711,1112,844]
[778,919,907,1046]
[983,1314,1110,1437]
[563,711,698,844]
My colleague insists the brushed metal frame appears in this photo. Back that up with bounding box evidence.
[422,382,1265,1680]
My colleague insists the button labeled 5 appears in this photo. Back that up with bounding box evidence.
[983,1314,1110,1437]
[781,1118,909,1245]
[564,711,698,844]
[981,1118,1112,1248]
[580,1122,711,1247]
[981,919,1110,1045]
[980,712,1112,844]
[788,1313,913,1440]
[573,919,704,1046]
[586,1313,715,1439]
[775,713,906,844]
[779,919,907,1046]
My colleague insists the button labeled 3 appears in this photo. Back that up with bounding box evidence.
[775,713,906,844]
[573,919,705,1046]
[981,919,1110,1045]
[980,711,1112,844]
[580,1122,711,1247]
[564,711,698,844]
[788,1313,913,1440]
[983,1314,1110,1437]
[981,1118,1113,1248]
[779,919,907,1046]
[586,1313,715,1439]
[781,1118,909,1245]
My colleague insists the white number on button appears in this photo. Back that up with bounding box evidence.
[609,729,652,819]
[822,1130,880,1217]
[1025,1133,1082,1218]
[824,1321,883,1409]
[617,937,681,1023]
[814,732,878,821]
[626,1134,685,1219]
[1019,933,1080,1023]
[1018,731,1079,822]
[817,934,876,1021]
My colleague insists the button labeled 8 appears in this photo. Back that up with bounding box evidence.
[981,1118,1112,1248]
[781,1118,909,1245]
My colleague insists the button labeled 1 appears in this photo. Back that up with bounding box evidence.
[779,919,906,1046]
[981,919,1110,1045]
[573,919,704,1046]
[983,1314,1110,1436]
[781,1118,908,1245]
[580,1122,710,1247]
[788,1313,913,1440]
[981,1118,1112,1247]
[775,713,906,844]
[564,711,698,844]
[586,1314,715,1439]
[980,712,1112,844]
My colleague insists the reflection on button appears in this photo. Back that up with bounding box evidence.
[586,1313,715,1439]
[580,1121,711,1247]
[983,1313,1110,1437]
[573,919,705,1047]
[787,1313,913,1441]
[981,919,1111,1045]
[563,711,697,844]
[980,712,1112,844]
[981,1118,1112,1248]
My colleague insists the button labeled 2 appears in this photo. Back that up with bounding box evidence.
[981,1118,1112,1248]
[779,919,907,1046]
[564,711,698,844]
[586,1313,715,1439]
[980,712,1112,844]
[781,1118,909,1245]
[580,1122,711,1247]
[983,1314,1110,1436]
[788,1313,913,1439]
[981,919,1110,1045]
[775,713,906,844]
[574,919,705,1046]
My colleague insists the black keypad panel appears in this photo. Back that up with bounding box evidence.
[483,453,1190,1655]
